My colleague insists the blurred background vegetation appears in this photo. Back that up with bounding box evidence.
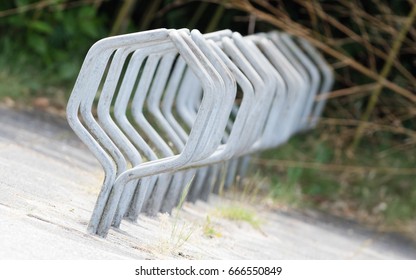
[0,0,415,236]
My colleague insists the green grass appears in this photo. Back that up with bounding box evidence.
[170,175,196,249]
[203,216,222,238]
[217,205,261,230]
[0,69,35,101]
[258,130,416,228]
[0,64,71,106]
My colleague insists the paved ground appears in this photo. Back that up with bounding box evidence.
[1,105,415,259]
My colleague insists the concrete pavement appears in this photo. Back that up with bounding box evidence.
[1,105,415,259]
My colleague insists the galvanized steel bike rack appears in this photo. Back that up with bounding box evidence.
[67,28,334,237]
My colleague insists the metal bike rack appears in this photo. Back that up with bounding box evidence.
[67,28,333,237]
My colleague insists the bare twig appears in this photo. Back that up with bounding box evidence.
[110,0,137,35]
[205,3,226,33]
[138,0,163,31]
[188,1,209,29]
[154,0,189,18]
[319,118,416,141]
[253,158,416,175]
[0,0,104,17]
[300,0,416,86]
[316,83,378,101]
[209,0,416,103]
[351,4,416,150]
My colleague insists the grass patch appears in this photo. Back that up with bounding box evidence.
[256,129,416,233]
[203,216,222,238]
[170,175,196,249]
[0,70,32,101]
[217,205,261,230]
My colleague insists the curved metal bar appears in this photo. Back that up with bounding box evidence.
[296,37,335,128]
[279,33,321,132]
[96,29,226,236]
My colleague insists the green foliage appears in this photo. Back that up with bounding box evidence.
[0,0,106,98]
[261,131,416,226]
